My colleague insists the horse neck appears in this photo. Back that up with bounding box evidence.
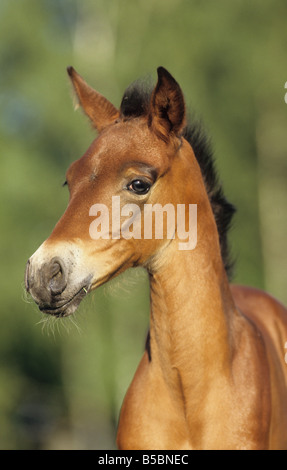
[147,148,237,405]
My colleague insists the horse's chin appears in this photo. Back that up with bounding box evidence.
[38,284,89,318]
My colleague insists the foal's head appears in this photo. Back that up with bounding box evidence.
[25,67,234,317]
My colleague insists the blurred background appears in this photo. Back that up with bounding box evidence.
[0,0,286,449]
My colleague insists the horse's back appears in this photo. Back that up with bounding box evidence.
[231,285,287,367]
[231,284,287,449]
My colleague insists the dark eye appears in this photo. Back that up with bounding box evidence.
[127,179,151,195]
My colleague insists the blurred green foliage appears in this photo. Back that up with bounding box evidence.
[0,0,286,449]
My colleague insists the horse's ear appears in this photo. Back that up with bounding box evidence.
[67,66,120,132]
[150,67,186,142]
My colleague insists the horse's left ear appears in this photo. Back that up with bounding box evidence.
[150,67,186,142]
[67,66,120,132]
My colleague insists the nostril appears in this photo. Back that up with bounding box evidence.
[50,261,61,278]
[49,258,67,296]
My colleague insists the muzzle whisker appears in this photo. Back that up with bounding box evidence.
[21,282,34,305]
[67,314,83,335]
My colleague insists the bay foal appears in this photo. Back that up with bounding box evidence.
[25,67,287,449]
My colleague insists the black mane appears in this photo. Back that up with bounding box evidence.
[120,80,236,278]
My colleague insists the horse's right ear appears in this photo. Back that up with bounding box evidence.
[67,67,120,132]
[150,67,186,142]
